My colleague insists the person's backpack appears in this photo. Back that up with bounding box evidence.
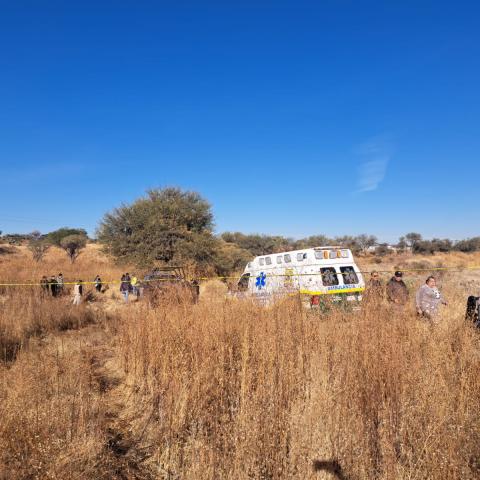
[465,296,480,327]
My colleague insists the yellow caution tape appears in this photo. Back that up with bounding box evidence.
[299,287,365,296]
[0,264,477,287]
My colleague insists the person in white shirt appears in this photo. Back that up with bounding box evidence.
[72,280,83,305]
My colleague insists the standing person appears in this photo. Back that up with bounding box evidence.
[94,275,102,293]
[40,276,49,296]
[416,276,447,321]
[49,275,58,297]
[56,273,64,295]
[131,274,139,299]
[72,280,83,305]
[125,272,133,296]
[120,274,130,303]
[386,271,409,307]
[364,271,384,305]
[465,295,480,328]
[191,279,200,304]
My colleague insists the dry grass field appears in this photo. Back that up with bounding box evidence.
[1,245,480,479]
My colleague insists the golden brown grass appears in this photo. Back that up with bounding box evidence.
[0,248,480,479]
[0,243,125,284]
[0,245,128,362]
[113,298,480,479]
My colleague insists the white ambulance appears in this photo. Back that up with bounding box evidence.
[237,246,364,305]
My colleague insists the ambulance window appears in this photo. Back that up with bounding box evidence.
[276,256,282,264]
[340,266,358,285]
[238,273,250,292]
[259,258,265,266]
[320,267,339,286]
[265,257,272,265]
[284,254,291,263]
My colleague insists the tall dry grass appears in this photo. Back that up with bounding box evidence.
[0,289,102,363]
[0,244,127,362]
[114,295,480,479]
[0,244,125,284]
[0,249,479,479]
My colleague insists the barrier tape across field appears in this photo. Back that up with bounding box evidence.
[0,264,479,287]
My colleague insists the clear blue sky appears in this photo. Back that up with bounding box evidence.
[1,1,479,242]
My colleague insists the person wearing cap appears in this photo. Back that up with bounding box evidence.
[386,271,409,306]
[416,276,447,320]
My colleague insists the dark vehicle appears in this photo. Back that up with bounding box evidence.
[142,266,199,305]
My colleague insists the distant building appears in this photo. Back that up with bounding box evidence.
[367,244,402,254]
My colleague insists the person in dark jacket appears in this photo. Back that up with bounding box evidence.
[120,273,131,303]
[40,276,49,296]
[94,275,102,293]
[386,271,409,306]
[49,275,59,297]
[465,296,480,327]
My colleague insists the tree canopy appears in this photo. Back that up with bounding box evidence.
[46,227,88,247]
[97,187,217,268]
[60,234,87,263]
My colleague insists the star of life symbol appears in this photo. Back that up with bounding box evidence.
[255,272,267,290]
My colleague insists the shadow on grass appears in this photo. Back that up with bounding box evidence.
[313,460,351,480]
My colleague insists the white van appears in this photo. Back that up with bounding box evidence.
[237,246,364,305]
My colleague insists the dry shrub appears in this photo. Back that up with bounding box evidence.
[199,279,229,304]
[0,290,97,362]
[0,331,107,479]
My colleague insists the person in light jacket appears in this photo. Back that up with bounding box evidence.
[72,280,83,305]
[416,276,447,320]
[131,274,139,299]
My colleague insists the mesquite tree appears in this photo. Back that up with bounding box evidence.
[60,234,87,263]
[97,187,218,268]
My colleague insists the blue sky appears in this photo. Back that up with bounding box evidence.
[0,1,479,242]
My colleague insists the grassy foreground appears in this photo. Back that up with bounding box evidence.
[0,246,479,479]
